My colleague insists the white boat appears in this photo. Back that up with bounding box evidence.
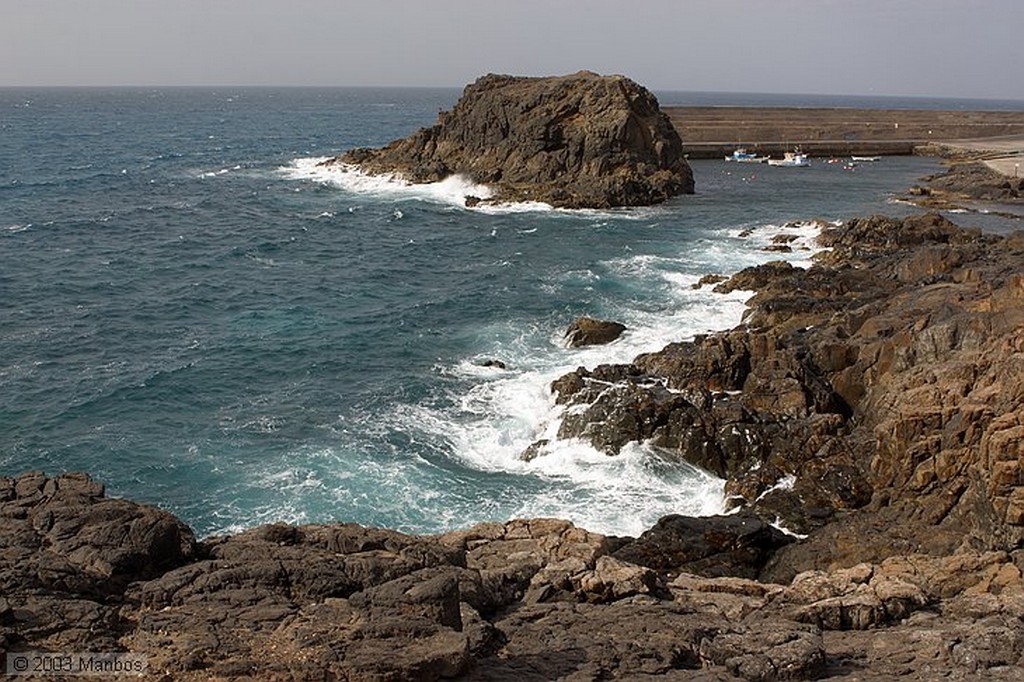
[725,148,768,163]
[767,150,810,167]
[851,155,881,162]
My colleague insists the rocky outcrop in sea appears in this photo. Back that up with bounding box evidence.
[4,213,1024,680]
[324,72,695,209]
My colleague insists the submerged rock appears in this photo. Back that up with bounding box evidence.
[326,71,695,209]
[564,315,627,347]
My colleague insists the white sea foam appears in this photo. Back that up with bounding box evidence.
[474,200,554,215]
[770,517,809,540]
[396,375,725,536]
[281,157,712,219]
[396,287,752,535]
[194,164,246,180]
[518,443,726,536]
[726,219,834,268]
[394,216,834,536]
[757,474,797,501]
[279,157,676,215]
[281,156,499,209]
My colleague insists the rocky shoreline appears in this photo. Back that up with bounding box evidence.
[4,206,1024,679]
[908,161,1023,213]
[5,72,1024,680]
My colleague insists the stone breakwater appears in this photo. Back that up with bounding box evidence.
[667,106,1024,159]
[4,213,1024,680]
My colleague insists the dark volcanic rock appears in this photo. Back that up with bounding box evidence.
[0,471,197,653]
[564,316,627,347]
[0,471,197,598]
[328,71,695,208]
[612,512,793,579]
[6,471,1024,680]
[712,260,799,294]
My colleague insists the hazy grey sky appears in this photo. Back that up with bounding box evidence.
[3,0,1021,99]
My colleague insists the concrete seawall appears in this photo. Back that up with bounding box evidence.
[665,106,1024,159]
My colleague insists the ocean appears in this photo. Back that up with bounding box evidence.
[2,87,1020,538]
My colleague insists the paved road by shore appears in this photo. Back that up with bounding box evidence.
[930,136,1024,177]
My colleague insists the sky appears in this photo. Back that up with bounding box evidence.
[2,0,1022,99]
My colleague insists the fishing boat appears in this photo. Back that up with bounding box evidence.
[767,150,810,167]
[851,155,882,162]
[725,148,768,163]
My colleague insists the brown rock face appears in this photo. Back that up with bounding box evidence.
[611,512,794,579]
[547,213,1024,580]
[330,71,695,208]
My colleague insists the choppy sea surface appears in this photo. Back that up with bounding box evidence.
[3,87,1021,537]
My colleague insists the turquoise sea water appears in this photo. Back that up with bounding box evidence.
[2,87,1019,537]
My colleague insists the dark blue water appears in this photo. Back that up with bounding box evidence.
[2,87,1010,537]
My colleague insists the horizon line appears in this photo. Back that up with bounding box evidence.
[1,83,1022,103]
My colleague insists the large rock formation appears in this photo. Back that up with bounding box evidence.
[4,471,1024,680]
[328,71,695,209]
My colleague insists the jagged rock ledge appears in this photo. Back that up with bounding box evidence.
[547,213,1024,572]
[905,161,1024,212]
[322,71,695,209]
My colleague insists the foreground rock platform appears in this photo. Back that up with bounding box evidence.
[3,472,1024,680]
[325,71,695,209]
